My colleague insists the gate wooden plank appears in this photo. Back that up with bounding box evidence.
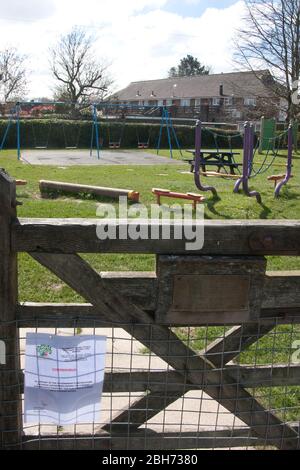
[18,363,300,394]
[14,219,300,255]
[21,428,281,450]
[102,391,183,434]
[0,171,22,449]
[30,253,300,449]
[21,424,300,450]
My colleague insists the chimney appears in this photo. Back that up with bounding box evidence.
[219,84,224,96]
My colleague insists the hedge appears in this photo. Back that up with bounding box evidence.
[0,119,250,151]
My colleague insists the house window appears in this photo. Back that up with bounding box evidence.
[157,100,164,107]
[212,97,221,106]
[143,100,149,107]
[244,97,256,106]
[279,110,287,122]
[232,109,242,119]
[224,97,233,106]
[195,99,201,107]
[166,99,173,106]
[181,99,190,107]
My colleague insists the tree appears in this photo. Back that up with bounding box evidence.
[168,55,210,78]
[0,48,27,102]
[50,27,113,107]
[234,0,300,121]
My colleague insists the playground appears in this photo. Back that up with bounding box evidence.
[0,102,299,220]
[0,102,298,204]
[1,103,300,450]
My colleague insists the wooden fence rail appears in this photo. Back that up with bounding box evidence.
[1,169,300,450]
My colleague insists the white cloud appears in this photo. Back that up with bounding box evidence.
[0,0,245,98]
[0,0,56,21]
[184,0,202,4]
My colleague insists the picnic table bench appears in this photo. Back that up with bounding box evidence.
[185,149,242,175]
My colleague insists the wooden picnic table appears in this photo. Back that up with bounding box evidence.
[185,149,242,175]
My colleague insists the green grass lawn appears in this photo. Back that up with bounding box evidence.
[1,147,300,422]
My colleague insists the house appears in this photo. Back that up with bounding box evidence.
[111,70,285,123]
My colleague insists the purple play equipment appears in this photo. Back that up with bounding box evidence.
[193,120,293,202]
[274,125,293,198]
[234,122,262,203]
[234,122,294,201]
[194,121,218,197]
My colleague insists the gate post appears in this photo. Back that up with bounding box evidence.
[0,169,22,449]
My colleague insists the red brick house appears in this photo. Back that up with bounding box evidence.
[111,70,286,123]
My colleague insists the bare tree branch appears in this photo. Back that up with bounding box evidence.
[234,0,300,120]
[0,48,27,102]
[49,26,114,109]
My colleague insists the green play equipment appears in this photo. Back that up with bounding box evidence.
[292,120,299,153]
[258,116,276,154]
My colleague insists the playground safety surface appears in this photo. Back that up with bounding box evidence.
[20,149,182,166]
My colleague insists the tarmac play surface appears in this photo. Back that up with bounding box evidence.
[21,149,182,166]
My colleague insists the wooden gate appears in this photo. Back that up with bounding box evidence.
[0,169,300,450]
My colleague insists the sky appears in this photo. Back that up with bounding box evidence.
[0,0,245,99]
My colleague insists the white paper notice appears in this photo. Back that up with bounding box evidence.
[24,333,107,425]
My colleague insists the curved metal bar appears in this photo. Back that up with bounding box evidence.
[275,125,293,198]
[236,123,261,202]
[234,122,248,193]
[243,124,262,203]
[233,177,243,192]
[194,121,218,196]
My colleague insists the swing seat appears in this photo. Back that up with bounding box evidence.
[35,146,47,150]
[109,142,121,149]
[138,143,149,149]
[66,146,78,150]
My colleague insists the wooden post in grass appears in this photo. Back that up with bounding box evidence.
[0,169,22,449]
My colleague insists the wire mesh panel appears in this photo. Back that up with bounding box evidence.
[1,318,298,450]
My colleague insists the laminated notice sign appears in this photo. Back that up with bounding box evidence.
[24,333,107,425]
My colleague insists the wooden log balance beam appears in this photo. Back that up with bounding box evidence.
[152,188,205,210]
[39,180,140,202]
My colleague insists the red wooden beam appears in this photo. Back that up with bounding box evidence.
[152,188,205,210]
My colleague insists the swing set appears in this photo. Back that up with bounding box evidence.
[90,103,182,159]
[0,101,86,159]
[0,104,21,159]
[0,101,182,160]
